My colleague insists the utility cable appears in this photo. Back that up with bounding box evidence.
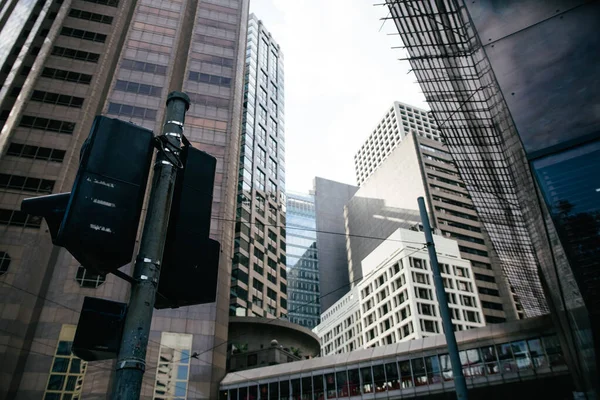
[187,245,428,363]
[211,215,427,246]
[0,245,428,378]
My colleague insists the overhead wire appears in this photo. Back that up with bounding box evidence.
[211,215,427,246]
[0,331,207,399]
[0,244,429,387]
[181,244,428,364]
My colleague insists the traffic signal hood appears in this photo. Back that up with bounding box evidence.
[21,116,154,275]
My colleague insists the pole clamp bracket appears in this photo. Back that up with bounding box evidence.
[117,359,146,372]
[165,131,182,139]
[155,159,174,167]
[165,120,184,129]
[138,257,161,266]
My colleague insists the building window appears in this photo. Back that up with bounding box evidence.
[0,208,42,228]
[413,272,429,285]
[464,310,480,323]
[0,174,55,193]
[419,303,436,317]
[187,92,229,108]
[115,80,162,97]
[107,102,157,120]
[474,273,496,283]
[44,325,87,399]
[154,332,192,399]
[6,142,66,162]
[75,266,105,288]
[19,115,75,134]
[31,90,84,108]
[410,257,426,269]
[82,0,119,7]
[60,27,107,43]
[461,295,476,307]
[478,287,500,297]
[51,46,100,63]
[190,52,233,68]
[121,59,167,75]
[481,301,504,311]
[0,252,10,275]
[421,319,438,333]
[188,71,231,87]
[68,8,113,24]
[457,281,472,293]
[41,67,93,84]
[415,287,432,300]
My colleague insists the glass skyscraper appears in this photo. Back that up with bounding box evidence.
[385,0,599,395]
[230,14,287,319]
[286,192,320,329]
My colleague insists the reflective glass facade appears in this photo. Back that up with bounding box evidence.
[533,137,600,387]
[220,333,568,399]
[231,14,287,319]
[384,0,599,395]
[286,192,320,329]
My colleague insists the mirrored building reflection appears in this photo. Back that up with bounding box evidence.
[384,0,600,395]
[286,191,320,329]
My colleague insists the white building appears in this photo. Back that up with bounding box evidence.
[354,101,441,186]
[314,229,484,356]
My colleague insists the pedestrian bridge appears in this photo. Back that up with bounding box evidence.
[219,315,571,399]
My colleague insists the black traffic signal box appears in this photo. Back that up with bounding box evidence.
[72,296,127,361]
[155,145,221,309]
[22,116,154,274]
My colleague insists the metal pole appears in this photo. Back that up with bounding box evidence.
[417,197,468,400]
[112,92,190,399]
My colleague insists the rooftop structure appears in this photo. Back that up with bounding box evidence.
[354,101,440,186]
[220,315,569,399]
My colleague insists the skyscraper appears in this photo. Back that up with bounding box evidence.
[285,191,320,329]
[230,14,287,319]
[347,103,519,324]
[0,0,249,398]
[385,0,599,395]
[313,177,358,313]
[354,101,440,186]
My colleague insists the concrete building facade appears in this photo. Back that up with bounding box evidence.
[313,177,358,313]
[285,191,320,329]
[315,229,484,356]
[354,101,441,186]
[0,0,249,398]
[230,13,287,320]
[347,130,518,325]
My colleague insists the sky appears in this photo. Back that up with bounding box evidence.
[249,0,428,193]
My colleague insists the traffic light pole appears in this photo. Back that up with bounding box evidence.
[417,197,468,400]
[112,92,190,399]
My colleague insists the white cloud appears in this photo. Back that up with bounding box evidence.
[250,0,427,192]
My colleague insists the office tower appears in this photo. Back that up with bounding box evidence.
[315,228,484,356]
[0,0,249,398]
[347,127,518,324]
[285,191,320,329]
[231,14,286,319]
[313,177,358,313]
[354,101,440,186]
[385,0,599,395]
